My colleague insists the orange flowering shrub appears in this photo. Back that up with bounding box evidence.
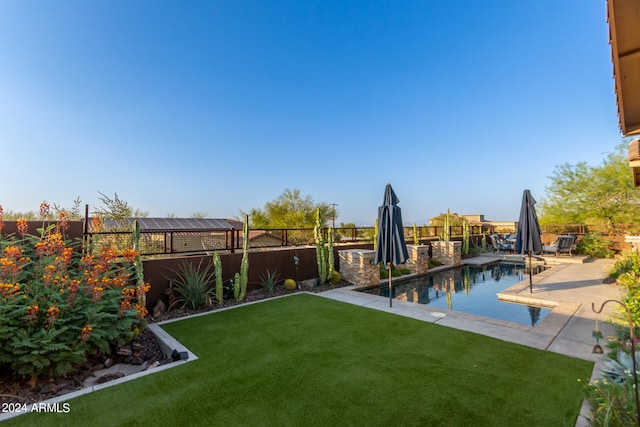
[0,218,149,378]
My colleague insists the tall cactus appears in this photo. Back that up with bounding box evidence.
[238,214,249,301]
[413,223,419,246]
[132,220,146,308]
[233,272,241,301]
[443,208,451,242]
[462,221,469,255]
[314,209,328,283]
[213,251,223,305]
[327,227,334,277]
[373,218,378,251]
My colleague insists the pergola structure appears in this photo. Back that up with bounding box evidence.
[608,0,640,184]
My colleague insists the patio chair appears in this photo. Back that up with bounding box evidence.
[489,234,514,254]
[542,235,576,257]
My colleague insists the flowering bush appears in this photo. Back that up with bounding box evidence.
[584,365,638,426]
[0,205,149,378]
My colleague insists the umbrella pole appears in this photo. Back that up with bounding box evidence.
[388,262,393,308]
[529,252,533,293]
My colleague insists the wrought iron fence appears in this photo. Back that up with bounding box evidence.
[83,225,497,256]
[82,221,640,257]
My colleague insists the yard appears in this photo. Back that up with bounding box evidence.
[6,293,593,426]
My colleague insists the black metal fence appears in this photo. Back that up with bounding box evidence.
[83,224,500,257]
[4,219,634,257]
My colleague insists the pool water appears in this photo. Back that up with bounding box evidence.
[361,263,551,326]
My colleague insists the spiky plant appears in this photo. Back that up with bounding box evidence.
[443,209,451,242]
[168,260,216,311]
[462,221,470,255]
[259,269,280,294]
[213,251,223,305]
[314,209,328,283]
[237,215,249,301]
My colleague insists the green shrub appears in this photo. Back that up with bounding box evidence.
[577,234,614,258]
[609,251,640,279]
[284,279,297,291]
[169,260,216,310]
[259,269,280,294]
[0,225,146,378]
[429,259,443,269]
[584,376,637,426]
[399,268,411,275]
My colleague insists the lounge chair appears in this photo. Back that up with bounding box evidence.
[489,234,514,254]
[542,235,576,257]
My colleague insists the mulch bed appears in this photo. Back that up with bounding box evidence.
[0,280,350,407]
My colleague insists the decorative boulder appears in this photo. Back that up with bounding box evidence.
[152,299,166,318]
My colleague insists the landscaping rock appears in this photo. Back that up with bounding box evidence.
[94,372,125,385]
[39,383,58,395]
[90,363,104,373]
[153,299,166,317]
[117,347,133,357]
[299,279,318,290]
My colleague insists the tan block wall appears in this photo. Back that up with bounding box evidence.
[431,241,462,266]
[405,245,429,275]
[338,249,379,288]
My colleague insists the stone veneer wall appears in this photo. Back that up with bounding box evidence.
[405,245,429,275]
[431,241,462,266]
[338,249,379,288]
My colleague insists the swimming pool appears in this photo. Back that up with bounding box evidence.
[360,262,551,326]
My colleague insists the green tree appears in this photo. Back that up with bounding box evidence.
[335,222,357,243]
[539,142,640,230]
[93,192,148,230]
[339,222,357,229]
[247,189,333,229]
[429,212,468,227]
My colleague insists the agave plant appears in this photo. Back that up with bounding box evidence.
[259,269,280,294]
[168,260,216,310]
[601,349,640,384]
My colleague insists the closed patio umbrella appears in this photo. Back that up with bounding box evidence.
[374,184,409,307]
[515,189,543,293]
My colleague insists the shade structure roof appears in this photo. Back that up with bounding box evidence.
[608,0,640,136]
[94,217,244,232]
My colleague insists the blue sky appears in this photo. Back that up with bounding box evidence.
[0,1,621,225]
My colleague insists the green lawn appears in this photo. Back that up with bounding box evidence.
[8,294,593,426]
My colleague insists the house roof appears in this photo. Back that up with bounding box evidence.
[608,0,640,136]
[94,217,244,231]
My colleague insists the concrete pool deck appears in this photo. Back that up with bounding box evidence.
[318,255,624,426]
